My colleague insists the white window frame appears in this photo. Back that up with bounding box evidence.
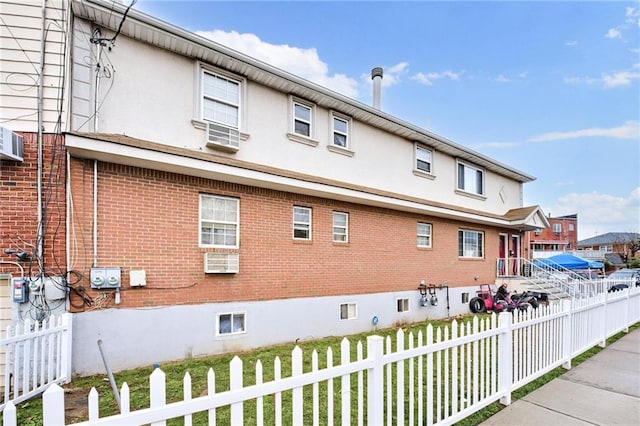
[553,223,562,234]
[333,211,349,243]
[397,298,410,313]
[568,223,575,231]
[458,229,484,258]
[328,111,354,156]
[339,302,357,320]
[417,222,432,248]
[293,206,312,240]
[456,160,485,197]
[216,312,246,336]
[293,98,313,136]
[192,64,248,137]
[414,144,434,176]
[201,69,241,130]
[199,194,240,248]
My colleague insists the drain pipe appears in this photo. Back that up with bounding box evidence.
[92,35,103,267]
[93,159,98,266]
[97,339,121,410]
[36,0,46,276]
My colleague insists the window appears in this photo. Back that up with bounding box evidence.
[202,71,240,129]
[461,293,470,304]
[200,195,239,248]
[415,145,433,174]
[568,224,575,231]
[458,229,484,258]
[293,101,312,137]
[332,114,349,148]
[457,162,484,196]
[333,211,349,243]
[397,298,409,313]
[417,223,432,248]
[340,302,357,320]
[217,312,245,336]
[293,206,312,240]
[553,223,562,234]
[534,228,542,235]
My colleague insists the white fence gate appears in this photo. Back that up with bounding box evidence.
[3,289,639,425]
[0,313,72,412]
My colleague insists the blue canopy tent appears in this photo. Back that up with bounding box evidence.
[535,253,604,270]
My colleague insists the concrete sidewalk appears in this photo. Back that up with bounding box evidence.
[481,327,640,425]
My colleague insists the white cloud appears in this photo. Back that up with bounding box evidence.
[196,29,359,98]
[563,76,599,85]
[626,6,640,26]
[565,40,578,46]
[605,28,622,39]
[544,188,640,240]
[565,64,640,88]
[410,70,463,86]
[494,74,510,83]
[602,69,640,88]
[529,121,640,142]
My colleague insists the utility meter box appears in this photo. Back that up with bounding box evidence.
[90,267,121,289]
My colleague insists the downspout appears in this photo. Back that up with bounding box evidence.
[93,159,98,267]
[92,36,103,267]
[66,151,72,311]
[36,0,46,276]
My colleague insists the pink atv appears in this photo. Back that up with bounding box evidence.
[469,284,509,313]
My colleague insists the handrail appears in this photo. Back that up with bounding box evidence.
[496,257,603,299]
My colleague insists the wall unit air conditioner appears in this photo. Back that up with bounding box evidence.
[206,122,240,151]
[204,253,239,274]
[0,126,24,162]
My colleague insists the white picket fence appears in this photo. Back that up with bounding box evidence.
[3,289,639,425]
[0,314,72,412]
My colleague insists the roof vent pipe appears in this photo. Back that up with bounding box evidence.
[371,67,383,110]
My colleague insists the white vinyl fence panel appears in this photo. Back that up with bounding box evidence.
[3,288,639,425]
[0,313,72,411]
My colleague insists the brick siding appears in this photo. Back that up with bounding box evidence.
[0,132,66,276]
[68,157,503,310]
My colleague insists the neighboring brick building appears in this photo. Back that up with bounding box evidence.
[524,214,578,259]
[577,232,640,263]
[1,0,549,374]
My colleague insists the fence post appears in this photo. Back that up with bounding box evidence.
[60,314,72,382]
[624,289,630,333]
[42,383,65,425]
[599,293,607,348]
[367,335,384,424]
[497,312,512,406]
[562,299,572,370]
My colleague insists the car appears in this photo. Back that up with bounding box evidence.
[605,268,640,292]
[575,269,601,280]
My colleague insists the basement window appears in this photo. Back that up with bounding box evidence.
[217,312,246,336]
[397,298,410,313]
[340,302,357,320]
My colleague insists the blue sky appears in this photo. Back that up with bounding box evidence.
[134,0,640,240]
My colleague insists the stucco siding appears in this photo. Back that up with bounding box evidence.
[68,25,523,216]
[72,287,473,375]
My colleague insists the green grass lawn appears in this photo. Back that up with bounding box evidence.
[6,317,638,425]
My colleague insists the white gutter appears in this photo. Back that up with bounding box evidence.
[65,134,535,230]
